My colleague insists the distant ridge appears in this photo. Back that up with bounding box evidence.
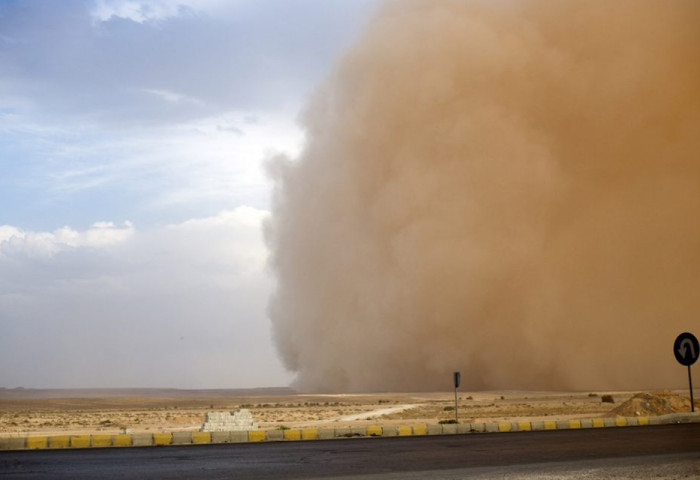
[0,387,296,399]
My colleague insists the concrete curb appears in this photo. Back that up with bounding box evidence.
[2,412,699,450]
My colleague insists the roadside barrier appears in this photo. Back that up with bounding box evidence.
[1,412,698,451]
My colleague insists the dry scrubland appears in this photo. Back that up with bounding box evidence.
[0,389,696,437]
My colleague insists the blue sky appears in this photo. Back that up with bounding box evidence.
[0,0,378,388]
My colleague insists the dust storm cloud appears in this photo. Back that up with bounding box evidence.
[265,0,700,392]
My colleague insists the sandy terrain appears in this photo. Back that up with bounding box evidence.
[0,388,696,437]
[339,404,419,421]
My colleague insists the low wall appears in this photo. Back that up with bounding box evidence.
[1,412,698,450]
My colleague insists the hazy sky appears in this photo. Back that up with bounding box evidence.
[0,0,378,388]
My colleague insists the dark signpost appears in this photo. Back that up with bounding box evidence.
[453,372,461,423]
[673,332,698,412]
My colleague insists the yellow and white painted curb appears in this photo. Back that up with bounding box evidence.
[1,412,698,451]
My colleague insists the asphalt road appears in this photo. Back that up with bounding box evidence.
[1,424,699,479]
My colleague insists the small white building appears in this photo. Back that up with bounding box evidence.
[200,409,258,432]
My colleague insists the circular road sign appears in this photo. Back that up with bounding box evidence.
[674,332,699,367]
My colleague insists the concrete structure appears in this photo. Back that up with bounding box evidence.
[200,409,258,432]
[3,412,699,451]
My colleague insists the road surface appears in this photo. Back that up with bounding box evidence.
[1,424,699,479]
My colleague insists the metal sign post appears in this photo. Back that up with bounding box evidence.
[688,365,695,413]
[673,332,699,412]
[453,372,461,423]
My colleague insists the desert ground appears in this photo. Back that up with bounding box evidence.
[0,388,696,437]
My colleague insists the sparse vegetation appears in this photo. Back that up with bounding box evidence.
[601,395,615,404]
[0,390,647,435]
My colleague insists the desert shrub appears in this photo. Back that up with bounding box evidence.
[439,419,458,424]
[588,393,599,397]
[443,406,455,411]
[601,395,615,403]
[278,425,290,430]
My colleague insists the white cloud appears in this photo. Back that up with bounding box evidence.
[90,0,200,24]
[141,88,206,107]
[0,221,134,258]
[0,226,22,243]
[89,0,267,25]
[0,207,293,388]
